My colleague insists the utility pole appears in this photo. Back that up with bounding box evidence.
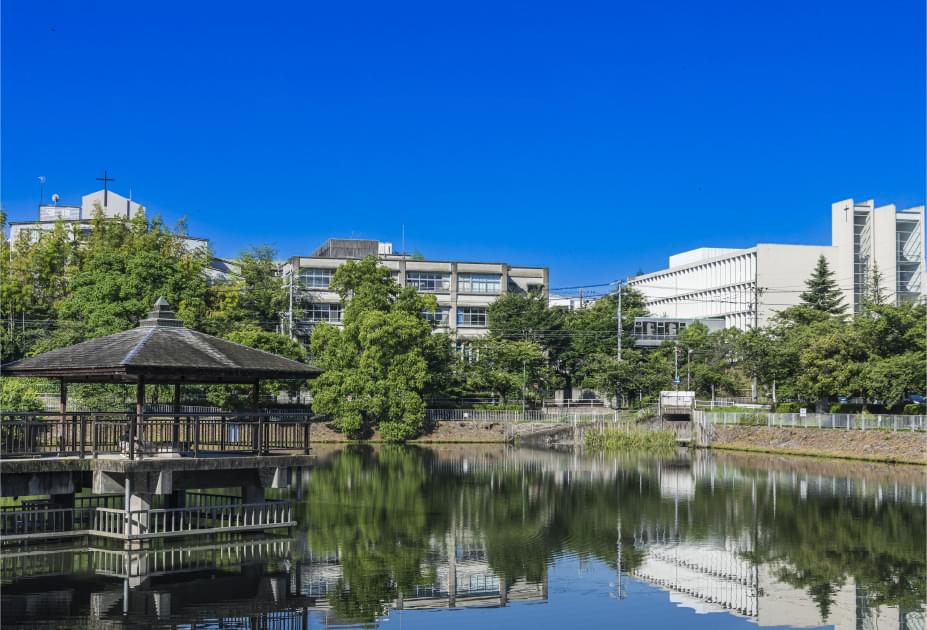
[752,285,761,401]
[288,264,295,340]
[686,348,692,390]
[674,342,680,393]
[522,329,528,417]
[615,281,623,411]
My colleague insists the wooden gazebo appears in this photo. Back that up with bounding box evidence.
[1,298,321,459]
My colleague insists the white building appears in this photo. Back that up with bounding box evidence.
[628,199,925,329]
[831,198,925,312]
[7,187,235,281]
[10,189,145,243]
[282,238,548,343]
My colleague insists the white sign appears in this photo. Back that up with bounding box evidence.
[799,407,807,417]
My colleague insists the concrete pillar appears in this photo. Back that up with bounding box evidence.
[500,265,509,295]
[127,550,150,589]
[449,263,458,334]
[127,492,151,548]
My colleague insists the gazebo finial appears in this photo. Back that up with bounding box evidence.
[139,297,184,328]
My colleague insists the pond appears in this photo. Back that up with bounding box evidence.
[2,444,925,629]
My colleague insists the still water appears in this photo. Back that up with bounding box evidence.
[2,445,925,629]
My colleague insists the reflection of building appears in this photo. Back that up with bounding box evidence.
[627,199,926,329]
[628,535,757,618]
[0,538,311,628]
[297,531,548,613]
[625,535,925,630]
[282,238,548,344]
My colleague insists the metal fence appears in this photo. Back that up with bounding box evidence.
[426,408,637,424]
[705,411,927,432]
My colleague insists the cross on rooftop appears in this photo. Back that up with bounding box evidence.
[95,170,115,207]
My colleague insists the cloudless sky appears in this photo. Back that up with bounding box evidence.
[2,0,924,292]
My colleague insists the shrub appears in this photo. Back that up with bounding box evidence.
[741,412,770,426]
[903,403,926,415]
[829,403,864,414]
[774,402,802,413]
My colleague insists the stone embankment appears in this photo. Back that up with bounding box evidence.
[310,421,571,444]
[708,425,927,465]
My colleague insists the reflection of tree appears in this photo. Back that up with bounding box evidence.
[750,492,925,617]
[304,447,925,624]
[305,446,435,623]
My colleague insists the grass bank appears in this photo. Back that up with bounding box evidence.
[584,428,676,452]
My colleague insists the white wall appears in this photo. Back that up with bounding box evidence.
[755,244,840,325]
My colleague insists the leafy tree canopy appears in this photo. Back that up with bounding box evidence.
[309,257,451,441]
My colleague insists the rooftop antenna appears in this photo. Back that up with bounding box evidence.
[401,224,405,257]
[37,176,46,206]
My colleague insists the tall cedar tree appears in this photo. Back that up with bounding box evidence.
[799,255,846,315]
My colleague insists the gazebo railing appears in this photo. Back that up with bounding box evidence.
[0,411,313,459]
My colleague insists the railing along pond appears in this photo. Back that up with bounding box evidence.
[0,411,313,459]
[1,492,293,543]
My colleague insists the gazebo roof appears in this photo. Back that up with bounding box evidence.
[1,298,322,384]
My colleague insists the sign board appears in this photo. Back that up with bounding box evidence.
[799,407,807,417]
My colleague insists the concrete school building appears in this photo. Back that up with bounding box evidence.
[281,238,548,344]
[627,198,926,330]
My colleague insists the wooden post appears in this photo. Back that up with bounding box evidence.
[252,381,262,455]
[172,383,181,452]
[303,413,310,455]
[59,380,67,455]
[131,378,145,461]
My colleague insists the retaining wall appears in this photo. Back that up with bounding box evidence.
[707,425,927,465]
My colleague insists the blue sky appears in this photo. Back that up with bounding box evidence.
[3,0,924,291]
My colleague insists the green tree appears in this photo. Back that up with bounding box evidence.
[799,255,846,316]
[205,326,309,408]
[0,378,47,412]
[563,287,649,404]
[45,210,212,350]
[309,257,449,440]
[204,246,290,338]
[488,290,567,358]
[466,337,550,404]
[0,215,75,361]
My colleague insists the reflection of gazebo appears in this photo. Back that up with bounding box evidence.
[1,298,321,459]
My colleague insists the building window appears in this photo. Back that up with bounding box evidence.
[422,306,450,326]
[456,340,479,362]
[304,303,342,323]
[407,271,450,293]
[457,306,487,327]
[457,273,501,294]
[300,268,334,289]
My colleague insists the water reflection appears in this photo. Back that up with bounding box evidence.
[2,445,924,629]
